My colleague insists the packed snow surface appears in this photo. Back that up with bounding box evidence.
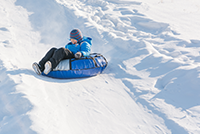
[0,0,200,133]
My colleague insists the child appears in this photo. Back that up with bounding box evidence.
[32,29,92,75]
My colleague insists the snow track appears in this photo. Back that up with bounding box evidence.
[0,0,200,133]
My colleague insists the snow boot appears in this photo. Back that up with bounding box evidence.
[44,61,52,75]
[32,62,42,75]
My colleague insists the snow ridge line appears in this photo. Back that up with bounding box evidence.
[0,59,35,134]
[0,1,41,133]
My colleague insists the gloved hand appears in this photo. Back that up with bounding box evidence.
[75,52,82,59]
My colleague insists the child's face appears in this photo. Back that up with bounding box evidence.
[71,39,78,44]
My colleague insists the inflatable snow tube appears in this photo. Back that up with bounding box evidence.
[42,53,108,79]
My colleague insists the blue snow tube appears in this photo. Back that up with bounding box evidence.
[42,53,108,79]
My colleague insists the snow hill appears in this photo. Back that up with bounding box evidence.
[0,0,200,133]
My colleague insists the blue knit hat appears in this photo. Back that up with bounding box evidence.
[70,29,83,42]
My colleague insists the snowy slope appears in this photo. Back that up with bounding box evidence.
[0,0,200,134]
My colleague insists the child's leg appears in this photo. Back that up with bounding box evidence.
[49,47,74,69]
[39,47,57,71]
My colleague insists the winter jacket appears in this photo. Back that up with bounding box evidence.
[65,36,92,57]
